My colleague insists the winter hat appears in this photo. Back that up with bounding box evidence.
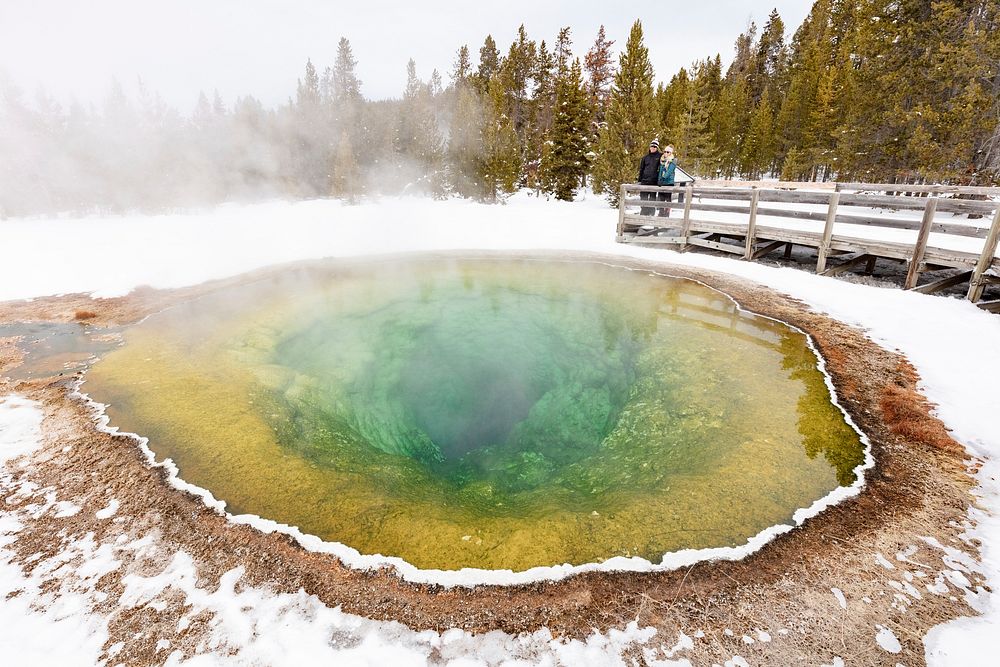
[649,139,660,148]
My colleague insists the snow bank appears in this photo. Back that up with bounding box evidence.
[0,394,109,666]
[0,395,44,465]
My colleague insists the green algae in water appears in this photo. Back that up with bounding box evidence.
[86,258,865,571]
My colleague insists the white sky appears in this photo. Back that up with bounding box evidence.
[0,1,813,113]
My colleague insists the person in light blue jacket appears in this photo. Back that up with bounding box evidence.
[656,145,677,217]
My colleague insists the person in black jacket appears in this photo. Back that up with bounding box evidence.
[638,139,662,215]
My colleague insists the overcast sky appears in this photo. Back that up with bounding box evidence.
[0,1,813,113]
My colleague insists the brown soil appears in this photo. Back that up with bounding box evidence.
[0,252,985,666]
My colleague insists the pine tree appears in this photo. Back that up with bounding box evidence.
[805,68,838,180]
[397,59,445,196]
[741,88,776,178]
[446,81,485,198]
[481,75,522,200]
[583,25,615,165]
[774,1,831,178]
[536,27,575,192]
[497,25,536,138]
[672,60,718,177]
[584,26,615,120]
[658,68,690,138]
[291,58,328,195]
[328,38,364,196]
[473,35,500,93]
[193,91,212,128]
[712,77,750,178]
[591,20,657,205]
[749,10,787,105]
[549,58,592,200]
[554,27,573,76]
[330,129,359,201]
[451,45,472,84]
[332,38,362,103]
[525,39,556,191]
[297,59,320,108]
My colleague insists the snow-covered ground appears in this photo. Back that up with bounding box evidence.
[2,192,999,665]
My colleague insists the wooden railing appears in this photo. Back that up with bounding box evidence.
[616,183,1000,308]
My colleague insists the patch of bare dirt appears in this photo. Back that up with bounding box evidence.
[0,251,985,665]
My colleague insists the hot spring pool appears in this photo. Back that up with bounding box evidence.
[86,258,865,571]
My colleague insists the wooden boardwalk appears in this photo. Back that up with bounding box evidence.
[616,182,1000,311]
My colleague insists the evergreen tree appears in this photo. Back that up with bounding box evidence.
[712,76,750,178]
[554,27,573,76]
[583,25,615,118]
[429,69,443,96]
[741,87,776,178]
[549,58,592,200]
[672,59,718,176]
[525,39,556,191]
[774,2,830,177]
[296,59,320,108]
[291,58,328,195]
[330,129,359,201]
[497,25,536,138]
[473,35,500,93]
[658,68,690,139]
[447,81,486,198]
[749,10,787,104]
[451,45,472,84]
[330,38,364,195]
[536,27,575,192]
[481,75,522,200]
[591,20,657,204]
[583,25,615,163]
[397,60,446,196]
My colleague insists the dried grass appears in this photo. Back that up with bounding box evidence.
[880,364,966,456]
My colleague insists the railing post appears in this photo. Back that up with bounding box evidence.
[617,184,627,241]
[743,188,760,260]
[904,198,938,290]
[816,192,840,273]
[680,184,694,249]
[968,205,1000,302]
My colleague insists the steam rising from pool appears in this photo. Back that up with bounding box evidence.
[87,258,864,571]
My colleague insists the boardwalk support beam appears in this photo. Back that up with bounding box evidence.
[743,189,760,260]
[904,198,939,290]
[968,206,1000,302]
[816,192,840,273]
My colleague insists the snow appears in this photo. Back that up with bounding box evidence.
[0,395,44,465]
[876,625,902,654]
[95,498,119,519]
[52,500,81,517]
[0,395,109,667]
[2,192,1000,662]
[832,587,847,609]
[876,553,896,570]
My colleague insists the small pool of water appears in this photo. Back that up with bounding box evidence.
[0,321,120,381]
[86,258,865,571]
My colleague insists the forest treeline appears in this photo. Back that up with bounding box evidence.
[1,0,998,217]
